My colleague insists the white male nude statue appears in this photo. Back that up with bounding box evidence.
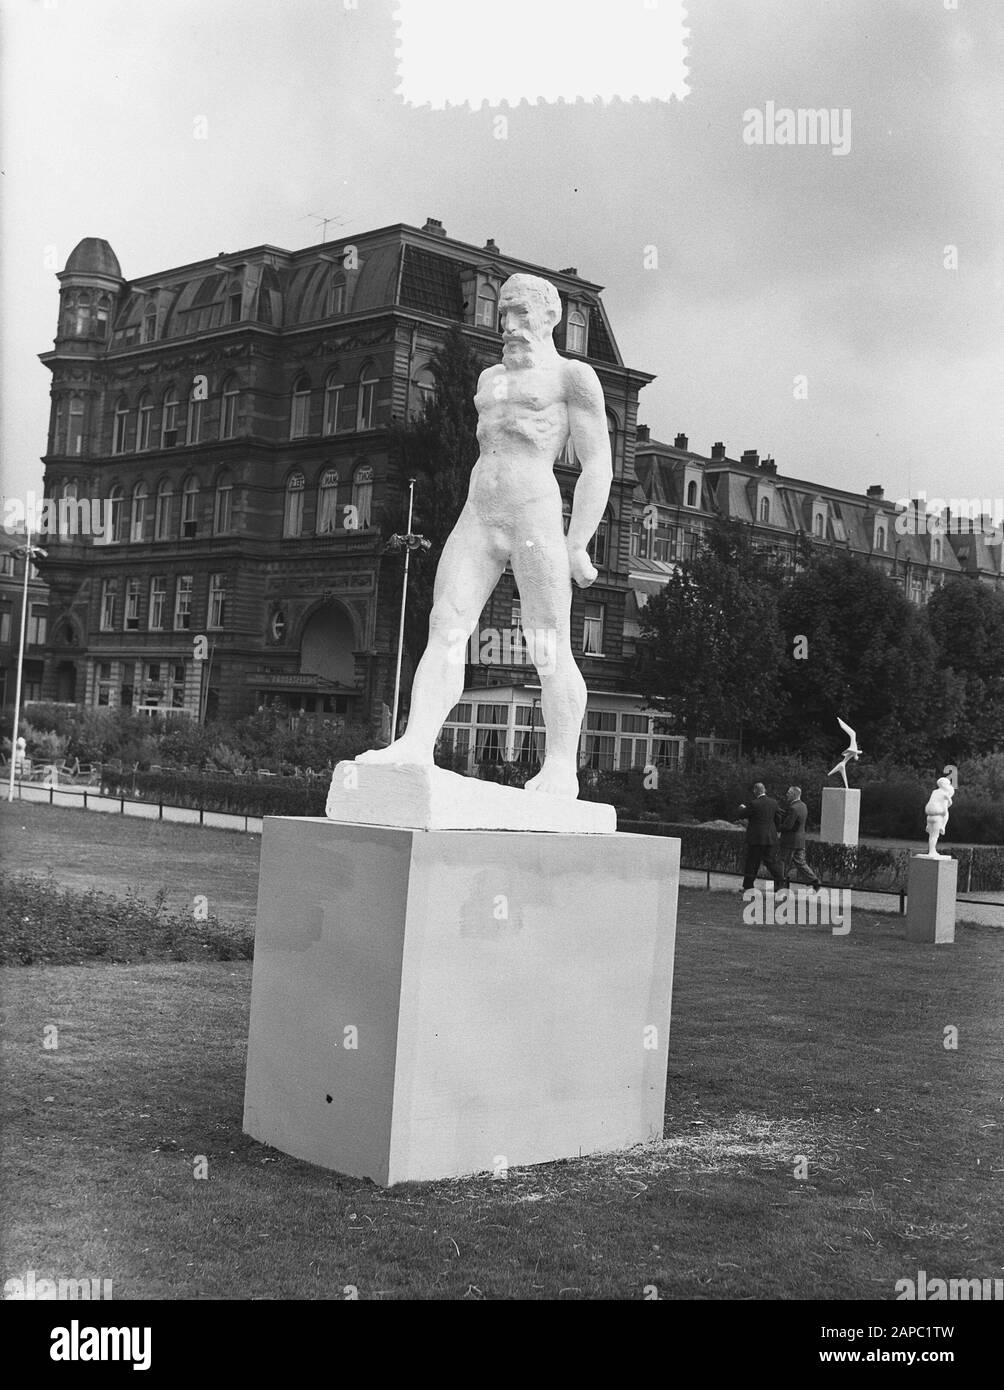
[358,273,612,799]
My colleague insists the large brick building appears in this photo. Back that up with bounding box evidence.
[36,221,653,734]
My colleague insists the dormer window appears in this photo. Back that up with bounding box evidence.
[328,276,346,316]
[760,496,770,524]
[566,307,587,355]
[142,303,158,343]
[686,480,698,508]
[933,536,942,563]
[476,281,498,330]
[813,510,825,538]
[875,520,887,551]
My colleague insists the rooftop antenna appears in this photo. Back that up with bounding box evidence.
[301,213,348,244]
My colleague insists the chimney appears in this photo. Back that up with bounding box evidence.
[422,217,447,237]
[484,238,499,252]
[635,424,650,443]
[674,433,688,450]
[866,484,884,501]
[711,441,726,460]
[740,449,760,468]
[559,266,578,276]
[760,455,777,475]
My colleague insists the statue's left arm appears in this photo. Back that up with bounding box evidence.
[564,361,613,588]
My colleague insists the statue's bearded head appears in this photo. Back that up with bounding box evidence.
[498,275,562,359]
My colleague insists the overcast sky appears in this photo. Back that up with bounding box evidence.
[1,0,1002,512]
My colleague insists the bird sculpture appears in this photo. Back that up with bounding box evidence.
[828,717,861,790]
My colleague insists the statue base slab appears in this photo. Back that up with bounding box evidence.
[325,760,616,833]
[820,786,860,845]
[243,817,680,1185]
[906,854,957,944]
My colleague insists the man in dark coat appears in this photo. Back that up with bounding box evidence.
[779,784,822,890]
[737,782,785,890]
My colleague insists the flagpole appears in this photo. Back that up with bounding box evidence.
[7,524,42,802]
[390,478,416,742]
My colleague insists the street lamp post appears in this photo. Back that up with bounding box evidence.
[7,526,48,802]
[385,478,430,743]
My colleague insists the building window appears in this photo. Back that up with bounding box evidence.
[606,411,618,469]
[933,537,942,562]
[124,578,141,631]
[476,282,498,330]
[760,496,770,523]
[0,603,10,643]
[351,465,373,528]
[588,513,609,569]
[181,477,200,538]
[328,277,346,316]
[875,522,887,551]
[170,662,187,708]
[356,366,377,431]
[228,287,242,323]
[142,303,158,343]
[155,480,173,540]
[67,397,85,455]
[583,711,616,770]
[107,485,124,543]
[214,473,233,533]
[149,576,166,630]
[413,367,436,418]
[686,479,698,507]
[566,308,587,354]
[270,610,286,641]
[813,511,824,537]
[174,575,193,630]
[220,377,239,439]
[52,399,67,454]
[137,392,154,451]
[582,602,604,655]
[323,374,343,435]
[27,602,47,646]
[561,495,573,535]
[290,376,311,439]
[208,573,227,629]
[100,579,117,630]
[284,472,305,537]
[317,468,339,534]
[112,398,130,455]
[95,661,114,706]
[186,391,203,446]
[162,390,179,447]
[131,482,148,542]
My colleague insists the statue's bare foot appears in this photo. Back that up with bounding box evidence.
[356,737,433,767]
[525,761,579,798]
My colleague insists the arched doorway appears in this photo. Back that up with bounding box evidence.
[56,661,78,703]
[300,603,356,687]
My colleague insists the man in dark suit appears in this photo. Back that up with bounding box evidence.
[779,785,822,890]
[737,782,785,890]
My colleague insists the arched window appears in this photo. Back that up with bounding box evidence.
[587,512,609,568]
[107,484,124,544]
[136,392,154,451]
[214,472,233,533]
[686,479,698,508]
[351,465,373,529]
[323,372,342,435]
[413,366,436,418]
[813,511,824,537]
[760,496,770,523]
[284,472,305,537]
[290,376,311,439]
[162,390,179,447]
[94,294,110,339]
[476,282,498,329]
[933,537,942,563]
[112,398,130,455]
[155,479,173,540]
[52,398,67,454]
[142,302,158,344]
[566,308,587,354]
[67,397,85,456]
[131,482,148,542]
[876,523,887,551]
[220,377,239,440]
[356,365,377,431]
[68,290,91,337]
[317,468,340,534]
[328,276,346,316]
[181,476,200,539]
[186,382,203,445]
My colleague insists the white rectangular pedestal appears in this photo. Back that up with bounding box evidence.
[906,855,957,943]
[820,787,860,845]
[243,818,680,1185]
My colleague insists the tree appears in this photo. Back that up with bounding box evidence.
[383,326,483,682]
[776,551,954,764]
[634,520,788,759]
[926,579,1004,756]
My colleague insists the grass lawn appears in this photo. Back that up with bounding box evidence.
[3,882,1001,1299]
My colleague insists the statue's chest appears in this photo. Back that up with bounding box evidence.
[478,370,563,419]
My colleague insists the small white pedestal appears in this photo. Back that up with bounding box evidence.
[243,817,680,1185]
[820,787,860,846]
[906,855,957,944]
